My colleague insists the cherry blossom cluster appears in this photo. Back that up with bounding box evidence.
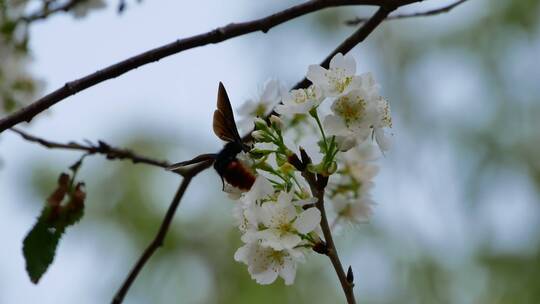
[231,53,391,285]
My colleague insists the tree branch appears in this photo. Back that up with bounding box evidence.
[0,0,420,134]
[345,0,468,26]
[21,0,87,23]
[9,128,171,170]
[304,171,356,304]
[292,4,396,91]
[111,160,212,304]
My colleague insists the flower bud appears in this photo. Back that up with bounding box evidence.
[249,149,271,159]
[275,153,287,167]
[251,130,270,142]
[326,161,338,175]
[255,161,273,173]
[253,117,268,130]
[312,240,328,255]
[269,115,284,129]
[347,266,355,284]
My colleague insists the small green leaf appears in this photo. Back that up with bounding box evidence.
[22,171,86,284]
[22,217,62,284]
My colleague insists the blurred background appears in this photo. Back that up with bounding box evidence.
[1,0,540,303]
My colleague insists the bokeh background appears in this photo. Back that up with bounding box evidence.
[1,0,540,303]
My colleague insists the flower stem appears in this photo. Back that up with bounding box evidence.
[310,108,328,152]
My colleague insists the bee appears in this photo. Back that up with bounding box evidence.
[168,82,256,191]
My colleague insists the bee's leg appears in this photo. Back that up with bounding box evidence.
[220,176,225,191]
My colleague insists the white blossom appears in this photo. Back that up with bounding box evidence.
[332,195,374,224]
[238,79,282,132]
[341,144,379,184]
[323,89,372,144]
[255,191,321,250]
[234,176,275,237]
[368,96,393,151]
[234,241,305,285]
[307,53,361,97]
[323,73,392,151]
[275,85,324,115]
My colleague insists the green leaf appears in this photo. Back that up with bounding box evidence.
[22,172,86,284]
[22,216,62,284]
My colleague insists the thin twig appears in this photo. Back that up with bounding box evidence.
[21,0,87,23]
[111,160,212,304]
[345,0,468,26]
[0,0,421,134]
[9,128,171,169]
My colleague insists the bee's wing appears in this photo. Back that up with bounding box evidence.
[213,82,242,143]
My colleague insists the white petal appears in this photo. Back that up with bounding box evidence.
[293,197,317,207]
[329,53,344,70]
[335,135,357,152]
[244,175,274,203]
[253,268,279,285]
[279,257,297,285]
[261,79,280,102]
[331,53,356,76]
[343,75,363,95]
[323,114,347,136]
[342,53,357,76]
[307,65,328,85]
[374,128,391,151]
[294,207,321,234]
[279,233,302,250]
[234,244,250,263]
[237,100,255,116]
[277,191,294,206]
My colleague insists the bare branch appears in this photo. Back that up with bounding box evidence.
[304,171,356,303]
[0,0,422,134]
[111,160,213,304]
[10,128,171,169]
[345,0,468,26]
[292,5,395,91]
[21,0,87,23]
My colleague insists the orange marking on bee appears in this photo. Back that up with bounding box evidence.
[224,160,255,190]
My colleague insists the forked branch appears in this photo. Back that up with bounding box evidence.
[345,0,468,26]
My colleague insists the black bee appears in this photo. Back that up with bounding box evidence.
[168,82,255,191]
